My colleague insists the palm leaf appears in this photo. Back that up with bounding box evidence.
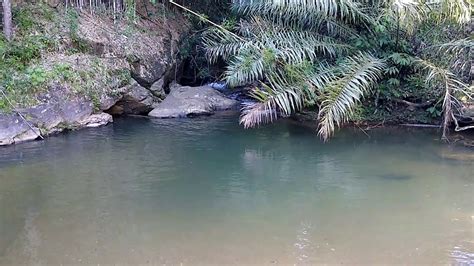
[264,30,353,63]
[318,53,386,141]
[427,0,472,24]
[239,62,339,128]
[431,38,473,74]
[415,58,471,139]
[202,29,251,63]
[232,0,371,25]
[240,75,307,128]
[224,48,273,87]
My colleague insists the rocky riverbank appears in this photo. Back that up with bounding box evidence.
[2,3,473,147]
[0,82,239,145]
[0,2,239,146]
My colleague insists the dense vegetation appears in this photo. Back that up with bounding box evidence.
[0,0,227,110]
[0,2,132,111]
[202,0,472,140]
[1,0,472,141]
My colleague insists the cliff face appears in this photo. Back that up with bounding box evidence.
[0,3,190,145]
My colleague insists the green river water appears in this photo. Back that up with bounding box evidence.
[0,116,472,265]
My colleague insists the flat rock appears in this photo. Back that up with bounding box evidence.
[0,96,113,146]
[149,85,239,118]
[0,113,41,146]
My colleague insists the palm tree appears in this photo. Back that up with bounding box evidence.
[203,0,387,140]
[203,0,472,140]
[416,38,473,139]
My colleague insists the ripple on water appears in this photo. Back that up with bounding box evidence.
[451,246,474,265]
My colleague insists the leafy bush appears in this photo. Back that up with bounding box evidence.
[203,0,472,140]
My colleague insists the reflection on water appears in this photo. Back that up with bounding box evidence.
[452,246,474,264]
[0,116,473,264]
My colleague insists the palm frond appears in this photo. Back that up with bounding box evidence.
[224,48,272,87]
[379,0,426,33]
[427,0,472,24]
[241,65,316,127]
[239,62,340,128]
[249,11,361,38]
[318,53,386,141]
[307,62,340,89]
[211,21,354,87]
[239,73,308,128]
[240,101,279,128]
[202,29,251,63]
[415,58,472,140]
[431,38,473,74]
[265,30,353,63]
[204,16,353,68]
[232,0,371,25]
[433,37,473,54]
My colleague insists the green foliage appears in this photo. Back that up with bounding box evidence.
[0,3,131,112]
[203,0,472,140]
[27,67,48,87]
[204,0,387,139]
[13,7,36,33]
[426,106,442,118]
[318,53,386,139]
[124,0,138,22]
[66,9,90,53]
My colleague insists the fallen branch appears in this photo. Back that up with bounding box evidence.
[453,113,474,132]
[168,0,245,42]
[0,88,44,140]
[400,123,440,128]
[394,99,433,108]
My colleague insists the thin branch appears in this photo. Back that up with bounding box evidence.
[169,0,245,42]
[0,89,44,140]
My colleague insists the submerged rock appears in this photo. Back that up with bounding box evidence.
[148,84,239,118]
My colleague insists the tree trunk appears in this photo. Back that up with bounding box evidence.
[2,0,13,41]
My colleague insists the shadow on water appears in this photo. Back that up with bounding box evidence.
[378,174,413,181]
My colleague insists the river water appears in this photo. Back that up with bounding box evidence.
[0,116,472,265]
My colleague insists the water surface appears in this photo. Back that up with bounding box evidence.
[0,116,473,264]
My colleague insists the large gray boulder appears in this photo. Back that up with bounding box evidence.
[131,59,169,87]
[106,80,155,115]
[148,84,239,118]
